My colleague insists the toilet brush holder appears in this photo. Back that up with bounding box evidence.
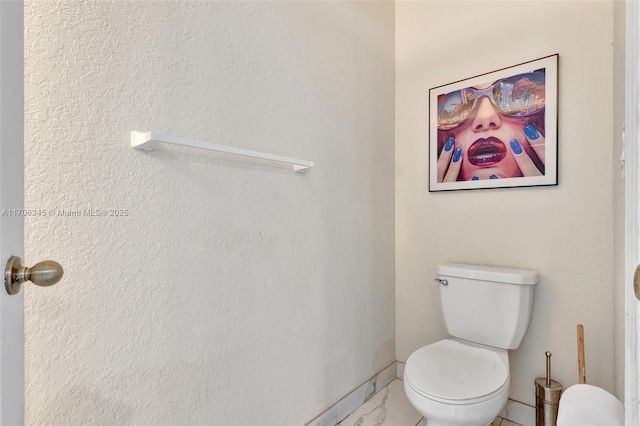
[535,351,563,426]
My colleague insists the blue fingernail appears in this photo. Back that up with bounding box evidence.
[452,147,462,162]
[471,176,479,181]
[444,137,454,152]
[490,174,499,179]
[524,124,539,140]
[510,139,523,155]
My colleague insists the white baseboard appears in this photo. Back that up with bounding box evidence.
[396,361,405,379]
[304,361,397,426]
[499,398,535,426]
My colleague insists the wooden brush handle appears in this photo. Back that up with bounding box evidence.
[577,324,586,384]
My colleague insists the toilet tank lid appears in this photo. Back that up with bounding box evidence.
[437,263,538,285]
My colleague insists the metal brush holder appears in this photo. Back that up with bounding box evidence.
[535,352,563,426]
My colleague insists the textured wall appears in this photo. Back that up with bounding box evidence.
[24,1,395,424]
[396,1,616,406]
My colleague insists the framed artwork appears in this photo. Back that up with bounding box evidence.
[429,54,558,192]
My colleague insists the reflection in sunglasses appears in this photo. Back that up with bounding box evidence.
[437,72,545,130]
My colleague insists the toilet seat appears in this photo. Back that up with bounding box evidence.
[405,339,509,405]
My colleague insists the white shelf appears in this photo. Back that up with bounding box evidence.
[131,131,314,172]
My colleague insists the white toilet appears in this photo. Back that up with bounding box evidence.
[404,263,538,426]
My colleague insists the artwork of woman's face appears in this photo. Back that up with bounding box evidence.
[447,97,537,180]
[436,71,546,183]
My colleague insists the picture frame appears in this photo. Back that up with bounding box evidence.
[428,54,558,192]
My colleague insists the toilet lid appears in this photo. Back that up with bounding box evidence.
[405,339,508,402]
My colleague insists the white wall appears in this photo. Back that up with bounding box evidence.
[24,1,395,424]
[396,0,616,406]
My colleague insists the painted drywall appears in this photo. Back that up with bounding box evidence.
[396,0,616,406]
[24,1,395,424]
[613,0,626,400]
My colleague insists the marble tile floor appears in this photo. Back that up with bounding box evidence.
[337,379,522,426]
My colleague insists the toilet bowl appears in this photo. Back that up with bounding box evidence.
[403,339,510,426]
[403,264,538,426]
[557,384,623,426]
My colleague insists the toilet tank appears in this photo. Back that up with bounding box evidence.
[437,263,538,350]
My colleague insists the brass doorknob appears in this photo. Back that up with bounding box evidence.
[635,264,640,301]
[5,256,63,295]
